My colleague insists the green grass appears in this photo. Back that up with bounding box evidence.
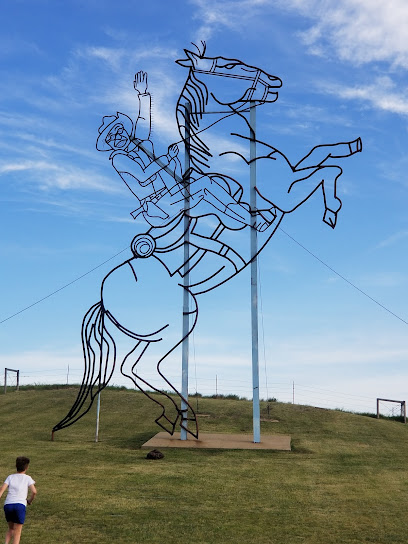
[0,387,408,543]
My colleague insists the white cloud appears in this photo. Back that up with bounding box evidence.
[320,76,408,116]
[189,0,408,118]
[0,159,119,193]
[4,333,408,412]
[75,44,178,71]
[190,0,408,69]
[268,337,408,367]
[282,0,408,69]
[376,230,408,249]
[189,0,272,40]
[359,271,407,288]
[76,46,125,70]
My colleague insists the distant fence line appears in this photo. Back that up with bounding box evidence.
[0,368,382,414]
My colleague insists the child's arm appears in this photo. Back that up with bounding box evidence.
[27,484,37,505]
[0,483,8,499]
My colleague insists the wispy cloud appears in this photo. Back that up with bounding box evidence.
[189,0,272,40]
[75,44,179,72]
[0,159,119,193]
[190,0,408,70]
[265,332,408,367]
[189,0,408,119]
[320,76,408,116]
[376,230,408,249]
[359,272,407,289]
[282,0,408,69]
[76,46,126,70]
[0,36,43,59]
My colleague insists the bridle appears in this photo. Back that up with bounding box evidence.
[192,60,275,102]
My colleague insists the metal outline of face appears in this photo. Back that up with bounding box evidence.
[105,123,131,150]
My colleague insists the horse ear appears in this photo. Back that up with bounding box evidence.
[175,49,200,68]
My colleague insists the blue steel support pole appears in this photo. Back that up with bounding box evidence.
[181,103,191,440]
[250,101,261,443]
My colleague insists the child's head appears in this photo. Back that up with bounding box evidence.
[16,456,30,473]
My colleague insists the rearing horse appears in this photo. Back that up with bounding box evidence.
[52,44,361,439]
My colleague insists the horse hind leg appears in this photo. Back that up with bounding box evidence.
[156,358,199,439]
[321,165,343,229]
[118,336,198,438]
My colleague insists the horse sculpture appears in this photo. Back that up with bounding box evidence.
[52,43,361,439]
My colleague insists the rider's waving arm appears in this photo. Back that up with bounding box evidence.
[133,71,151,142]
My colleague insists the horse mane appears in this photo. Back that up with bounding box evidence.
[176,47,213,174]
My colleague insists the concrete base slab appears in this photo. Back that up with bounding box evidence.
[142,432,291,451]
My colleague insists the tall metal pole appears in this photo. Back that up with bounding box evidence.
[250,101,260,443]
[181,103,191,440]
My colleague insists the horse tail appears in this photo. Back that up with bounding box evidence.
[52,302,116,435]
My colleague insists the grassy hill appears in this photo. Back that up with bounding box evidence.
[0,386,407,543]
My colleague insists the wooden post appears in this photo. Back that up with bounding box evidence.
[95,393,101,443]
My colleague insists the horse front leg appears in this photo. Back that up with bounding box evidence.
[256,162,344,229]
[289,165,344,228]
[319,165,344,228]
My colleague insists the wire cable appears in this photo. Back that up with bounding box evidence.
[2,224,407,328]
[0,247,129,324]
[279,227,408,326]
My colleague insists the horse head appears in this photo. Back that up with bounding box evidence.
[176,44,282,108]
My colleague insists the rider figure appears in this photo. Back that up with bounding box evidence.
[96,71,276,233]
[96,71,183,222]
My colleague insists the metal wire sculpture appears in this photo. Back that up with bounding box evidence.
[52,42,362,439]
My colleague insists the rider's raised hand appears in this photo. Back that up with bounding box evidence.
[134,71,148,94]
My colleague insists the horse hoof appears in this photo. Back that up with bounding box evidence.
[180,415,199,439]
[180,424,199,440]
[323,209,337,229]
[131,234,156,258]
[155,413,179,435]
[348,137,362,155]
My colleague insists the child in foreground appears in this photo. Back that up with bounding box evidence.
[0,457,37,544]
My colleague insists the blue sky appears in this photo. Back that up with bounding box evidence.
[1,0,408,415]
